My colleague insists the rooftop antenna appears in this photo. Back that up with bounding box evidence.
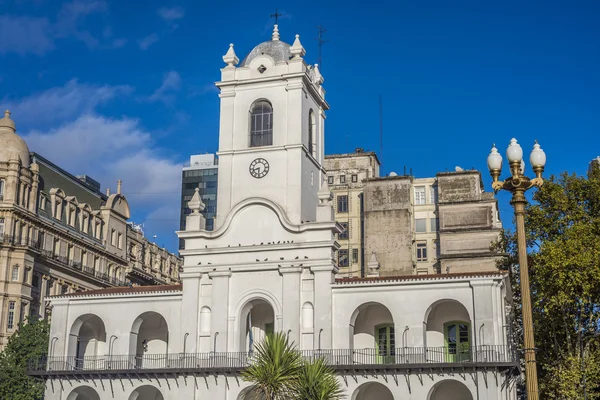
[379,94,383,168]
[316,26,328,67]
[270,8,283,24]
[152,234,157,243]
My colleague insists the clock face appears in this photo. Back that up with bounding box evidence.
[249,158,270,179]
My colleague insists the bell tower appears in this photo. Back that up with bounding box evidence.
[215,25,329,227]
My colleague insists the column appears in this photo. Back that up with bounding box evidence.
[180,271,202,353]
[311,265,335,350]
[280,266,302,345]
[208,270,231,352]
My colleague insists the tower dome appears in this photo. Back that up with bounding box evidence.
[240,25,292,67]
[0,110,31,167]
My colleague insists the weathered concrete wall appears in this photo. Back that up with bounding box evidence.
[437,171,483,203]
[364,177,413,276]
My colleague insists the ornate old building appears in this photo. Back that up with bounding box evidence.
[0,111,181,350]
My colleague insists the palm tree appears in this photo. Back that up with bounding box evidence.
[293,357,345,400]
[241,332,302,399]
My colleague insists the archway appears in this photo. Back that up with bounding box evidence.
[129,385,164,400]
[350,302,395,364]
[425,300,471,362]
[66,386,100,400]
[351,382,394,400]
[68,314,106,370]
[428,379,473,400]
[240,299,275,353]
[129,312,169,368]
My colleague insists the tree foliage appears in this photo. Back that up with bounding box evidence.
[241,331,345,400]
[497,169,600,399]
[0,317,49,400]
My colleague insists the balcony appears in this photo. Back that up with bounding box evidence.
[0,234,42,250]
[28,345,517,378]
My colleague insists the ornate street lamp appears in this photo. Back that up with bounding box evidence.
[487,138,546,400]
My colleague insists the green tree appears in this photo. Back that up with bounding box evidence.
[0,316,50,400]
[497,169,600,399]
[241,332,345,400]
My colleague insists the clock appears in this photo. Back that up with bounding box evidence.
[249,158,270,179]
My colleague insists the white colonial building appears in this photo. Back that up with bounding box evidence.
[34,25,519,400]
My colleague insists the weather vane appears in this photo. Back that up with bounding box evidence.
[270,8,283,24]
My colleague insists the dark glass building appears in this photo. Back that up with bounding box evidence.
[180,154,218,249]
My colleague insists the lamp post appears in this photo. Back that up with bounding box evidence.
[487,138,546,400]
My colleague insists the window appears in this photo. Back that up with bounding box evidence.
[338,222,349,240]
[11,265,19,281]
[338,249,349,267]
[0,179,4,200]
[351,174,358,183]
[376,325,395,361]
[430,218,439,232]
[7,301,15,329]
[327,176,333,185]
[416,241,427,261]
[32,274,39,288]
[53,238,60,256]
[340,175,346,184]
[19,303,26,326]
[430,185,438,204]
[308,109,316,156]
[445,322,471,362]
[46,280,52,297]
[352,249,359,263]
[23,268,29,284]
[39,194,47,210]
[414,186,426,205]
[61,285,68,295]
[30,304,39,319]
[0,217,4,236]
[415,218,427,233]
[337,195,348,213]
[250,100,273,147]
[111,229,116,246]
[117,232,123,249]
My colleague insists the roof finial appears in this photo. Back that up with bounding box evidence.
[222,43,239,67]
[188,188,206,214]
[0,109,16,131]
[272,24,280,41]
[270,8,283,25]
[4,110,10,118]
[117,180,122,194]
[290,34,306,59]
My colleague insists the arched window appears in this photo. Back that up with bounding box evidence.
[11,265,19,281]
[250,101,273,147]
[308,109,316,156]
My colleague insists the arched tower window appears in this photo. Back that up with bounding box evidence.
[308,109,316,156]
[250,101,273,147]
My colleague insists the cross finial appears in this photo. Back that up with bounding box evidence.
[270,8,283,24]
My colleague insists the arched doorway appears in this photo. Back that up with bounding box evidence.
[67,386,100,400]
[240,299,275,353]
[425,300,471,362]
[129,385,164,400]
[428,379,473,400]
[350,302,395,364]
[129,312,169,368]
[68,314,106,370]
[352,382,394,400]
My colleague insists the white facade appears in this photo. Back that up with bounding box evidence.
[39,25,518,400]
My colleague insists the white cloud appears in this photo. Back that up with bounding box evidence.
[138,33,159,50]
[4,79,133,128]
[22,115,184,249]
[0,0,110,56]
[149,71,181,104]
[157,6,184,22]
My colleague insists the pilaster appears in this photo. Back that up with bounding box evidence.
[209,270,231,352]
[279,265,302,344]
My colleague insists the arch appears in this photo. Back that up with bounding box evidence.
[424,299,472,362]
[129,311,169,368]
[66,385,100,400]
[308,109,316,156]
[351,381,394,400]
[68,314,106,369]
[350,302,395,364]
[249,100,273,147]
[105,194,130,219]
[200,306,212,333]
[428,379,473,400]
[302,302,314,330]
[128,385,164,400]
[238,296,276,353]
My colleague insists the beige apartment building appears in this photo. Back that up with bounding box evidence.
[326,148,503,277]
[0,110,181,350]
[324,149,380,277]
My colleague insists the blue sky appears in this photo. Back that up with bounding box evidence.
[1,0,599,252]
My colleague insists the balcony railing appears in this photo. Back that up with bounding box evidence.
[28,345,517,376]
[0,235,41,250]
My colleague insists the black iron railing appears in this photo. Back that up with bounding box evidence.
[0,235,41,249]
[28,345,517,374]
